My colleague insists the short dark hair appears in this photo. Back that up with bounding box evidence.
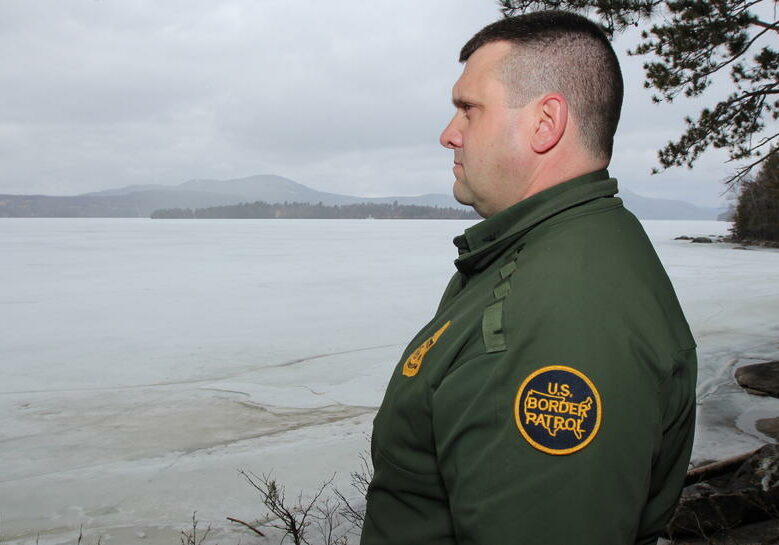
[460,11,623,160]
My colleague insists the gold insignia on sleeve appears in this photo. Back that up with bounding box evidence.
[401,321,452,377]
[514,365,602,455]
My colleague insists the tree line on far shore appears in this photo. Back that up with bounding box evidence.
[151,201,480,220]
[732,149,779,243]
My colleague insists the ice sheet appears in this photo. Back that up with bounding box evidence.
[1,218,776,544]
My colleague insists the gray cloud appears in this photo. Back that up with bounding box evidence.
[0,0,760,207]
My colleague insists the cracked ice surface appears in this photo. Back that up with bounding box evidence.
[0,218,777,544]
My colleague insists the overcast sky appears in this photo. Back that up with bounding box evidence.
[0,0,766,207]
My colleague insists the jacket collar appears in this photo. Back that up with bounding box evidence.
[453,170,617,275]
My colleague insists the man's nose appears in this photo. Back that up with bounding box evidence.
[439,116,462,149]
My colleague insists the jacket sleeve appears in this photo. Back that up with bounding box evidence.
[430,291,695,545]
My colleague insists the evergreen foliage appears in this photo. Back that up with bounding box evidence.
[732,146,779,242]
[499,0,778,187]
[150,200,479,220]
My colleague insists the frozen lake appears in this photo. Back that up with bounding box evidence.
[1,218,778,544]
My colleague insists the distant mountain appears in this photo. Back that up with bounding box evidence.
[0,189,246,217]
[84,175,349,206]
[618,189,722,220]
[0,174,722,219]
[84,174,452,207]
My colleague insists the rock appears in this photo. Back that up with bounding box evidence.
[666,444,779,539]
[675,236,693,240]
[691,237,713,243]
[743,387,769,396]
[756,417,779,442]
[667,518,779,544]
[735,361,779,398]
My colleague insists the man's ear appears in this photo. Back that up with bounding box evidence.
[530,93,568,154]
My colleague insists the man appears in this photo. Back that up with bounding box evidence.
[361,10,697,545]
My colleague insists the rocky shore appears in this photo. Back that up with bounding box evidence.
[675,234,779,249]
[667,361,779,544]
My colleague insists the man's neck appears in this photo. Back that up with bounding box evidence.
[519,154,608,204]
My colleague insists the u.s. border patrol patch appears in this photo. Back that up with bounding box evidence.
[513,365,602,455]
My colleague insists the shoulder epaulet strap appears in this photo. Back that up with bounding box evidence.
[482,248,523,353]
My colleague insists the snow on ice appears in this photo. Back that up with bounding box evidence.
[0,218,777,544]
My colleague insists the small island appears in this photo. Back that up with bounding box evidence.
[150,200,480,220]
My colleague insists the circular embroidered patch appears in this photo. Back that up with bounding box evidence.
[513,365,602,455]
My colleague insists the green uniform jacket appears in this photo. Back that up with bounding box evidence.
[361,171,697,545]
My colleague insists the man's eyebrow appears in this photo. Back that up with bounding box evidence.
[452,97,479,109]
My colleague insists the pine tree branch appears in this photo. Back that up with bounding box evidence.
[719,86,779,109]
[740,132,779,158]
[724,135,779,187]
[695,25,774,79]
[639,24,774,99]
[751,19,779,31]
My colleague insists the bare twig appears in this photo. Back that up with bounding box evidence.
[238,470,336,545]
[685,448,761,486]
[313,498,349,545]
[226,517,266,538]
[334,450,373,529]
[180,512,212,545]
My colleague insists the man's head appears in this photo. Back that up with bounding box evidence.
[440,11,623,217]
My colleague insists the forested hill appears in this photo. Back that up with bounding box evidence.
[151,201,480,220]
[1,173,722,219]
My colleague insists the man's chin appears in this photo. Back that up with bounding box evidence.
[452,180,471,206]
[453,184,487,218]
[453,194,470,207]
